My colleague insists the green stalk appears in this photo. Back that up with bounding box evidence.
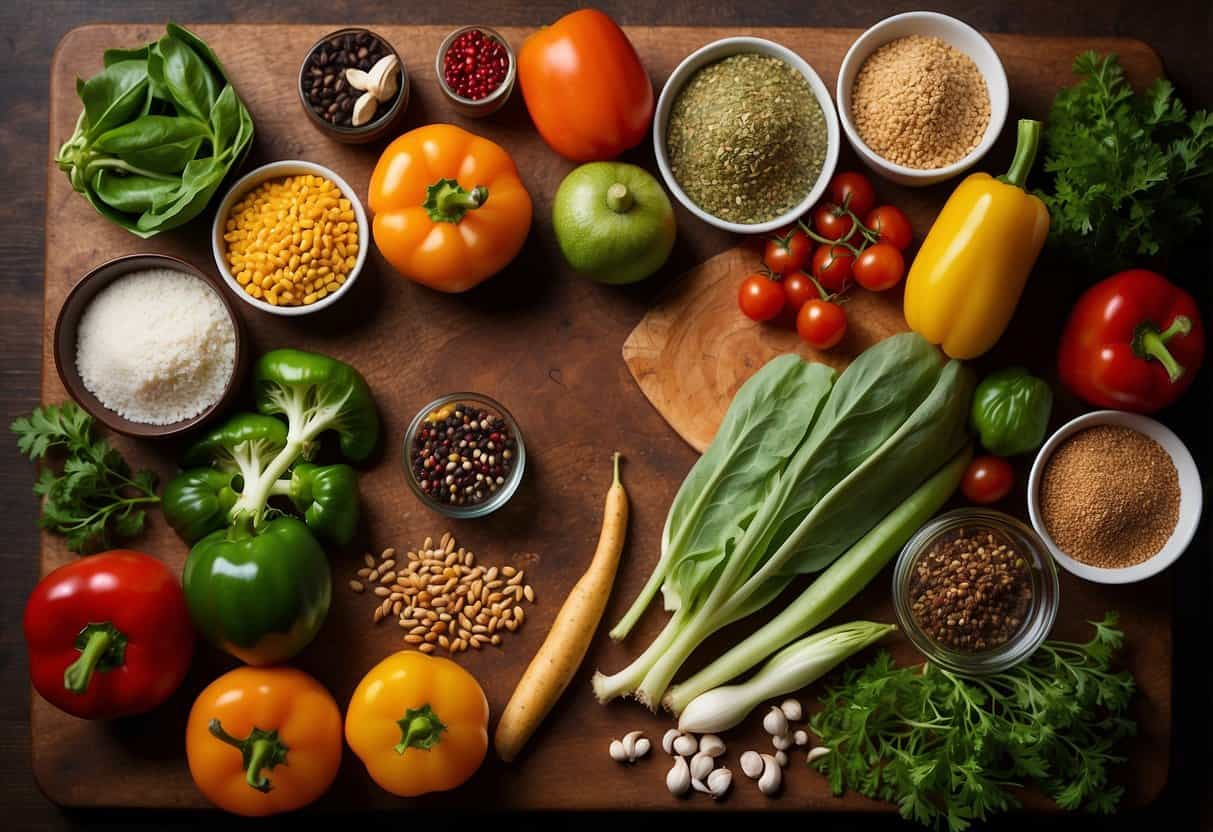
[998,119,1042,190]
[664,447,971,715]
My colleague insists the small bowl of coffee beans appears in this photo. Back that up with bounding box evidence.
[892,508,1059,675]
[403,393,526,519]
[299,28,408,143]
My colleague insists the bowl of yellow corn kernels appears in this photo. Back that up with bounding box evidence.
[212,160,369,316]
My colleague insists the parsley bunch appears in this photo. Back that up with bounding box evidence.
[810,614,1136,831]
[1039,52,1213,273]
[12,403,160,553]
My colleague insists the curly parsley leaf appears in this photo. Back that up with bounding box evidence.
[1039,52,1213,272]
[11,402,160,554]
[810,614,1136,831]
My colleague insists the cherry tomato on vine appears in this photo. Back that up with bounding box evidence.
[811,244,854,293]
[763,228,812,275]
[782,271,819,312]
[852,243,906,291]
[811,204,856,243]
[738,273,786,322]
[865,205,913,250]
[797,299,847,349]
[961,456,1014,504]
[827,172,876,217]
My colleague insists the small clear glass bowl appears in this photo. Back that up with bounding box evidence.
[892,509,1059,675]
[402,392,526,519]
[434,26,517,117]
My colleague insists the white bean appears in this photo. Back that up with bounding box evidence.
[779,698,803,722]
[740,750,764,779]
[762,706,789,738]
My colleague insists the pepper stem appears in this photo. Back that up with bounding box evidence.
[1133,316,1192,383]
[394,704,447,754]
[64,622,126,694]
[424,178,489,224]
[208,719,289,793]
[606,183,633,213]
[998,119,1042,190]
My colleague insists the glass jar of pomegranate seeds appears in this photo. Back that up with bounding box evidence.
[435,26,516,117]
[403,392,526,518]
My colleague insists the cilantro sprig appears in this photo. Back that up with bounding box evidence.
[809,614,1136,831]
[12,402,160,553]
[1039,51,1213,272]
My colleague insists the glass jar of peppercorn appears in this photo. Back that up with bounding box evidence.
[892,509,1059,675]
[435,26,516,117]
[404,393,526,518]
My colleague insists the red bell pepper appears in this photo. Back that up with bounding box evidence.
[1058,269,1204,413]
[24,550,194,720]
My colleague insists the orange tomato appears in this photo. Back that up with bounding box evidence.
[368,124,533,292]
[345,651,488,797]
[518,9,654,162]
[186,667,342,816]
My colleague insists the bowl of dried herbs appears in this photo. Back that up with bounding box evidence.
[654,37,839,234]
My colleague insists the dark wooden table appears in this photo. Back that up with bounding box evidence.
[2,1,1210,829]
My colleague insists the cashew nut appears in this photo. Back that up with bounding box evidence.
[762,706,789,738]
[666,755,691,796]
[739,750,764,779]
[707,767,733,799]
[779,698,803,722]
[758,753,783,795]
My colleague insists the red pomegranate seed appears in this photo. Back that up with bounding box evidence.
[443,29,509,101]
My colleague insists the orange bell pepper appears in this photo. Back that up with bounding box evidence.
[518,9,654,162]
[345,651,489,797]
[368,124,532,293]
[186,666,342,816]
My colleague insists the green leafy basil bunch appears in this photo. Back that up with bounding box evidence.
[55,23,254,238]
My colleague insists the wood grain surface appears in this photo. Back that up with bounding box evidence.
[2,2,1211,830]
[35,23,1175,813]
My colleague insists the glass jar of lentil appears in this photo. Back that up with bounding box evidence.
[892,509,1058,675]
[403,392,526,519]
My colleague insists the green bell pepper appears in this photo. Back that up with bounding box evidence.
[276,462,360,545]
[970,367,1053,456]
[183,516,331,665]
[182,412,288,470]
[253,349,380,463]
[163,467,239,543]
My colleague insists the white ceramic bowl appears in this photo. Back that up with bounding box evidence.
[1027,410,1202,584]
[212,160,369,316]
[836,12,1009,186]
[653,37,840,235]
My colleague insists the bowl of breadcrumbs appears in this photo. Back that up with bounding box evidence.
[837,12,1008,186]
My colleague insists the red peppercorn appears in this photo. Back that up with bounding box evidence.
[442,29,509,101]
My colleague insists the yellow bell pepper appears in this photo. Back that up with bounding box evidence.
[345,651,489,797]
[903,119,1050,359]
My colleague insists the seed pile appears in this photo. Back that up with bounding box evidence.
[909,527,1032,651]
[1040,425,1179,568]
[666,52,828,224]
[222,174,359,306]
[302,30,396,126]
[442,29,510,101]
[410,403,517,507]
[851,35,990,169]
[350,532,535,654]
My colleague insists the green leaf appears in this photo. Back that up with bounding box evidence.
[93,114,210,171]
[154,32,218,120]
[91,169,184,213]
[80,60,149,138]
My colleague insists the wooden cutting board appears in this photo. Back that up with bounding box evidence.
[39,24,1171,812]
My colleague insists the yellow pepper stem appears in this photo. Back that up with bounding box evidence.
[998,119,1043,190]
[395,703,447,754]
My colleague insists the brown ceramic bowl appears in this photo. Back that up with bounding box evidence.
[53,253,247,438]
[298,27,409,144]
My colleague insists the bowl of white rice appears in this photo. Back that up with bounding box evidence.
[54,254,247,437]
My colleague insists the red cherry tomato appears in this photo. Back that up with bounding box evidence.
[852,243,906,291]
[812,204,855,243]
[865,205,913,250]
[827,172,876,217]
[763,228,812,275]
[782,271,819,312]
[811,244,854,293]
[738,273,786,322]
[961,456,1014,504]
[797,299,847,349]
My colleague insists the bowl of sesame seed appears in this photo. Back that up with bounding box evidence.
[837,12,1009,186]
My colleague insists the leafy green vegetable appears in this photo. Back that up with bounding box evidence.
[665,445,972,715]
[611,355,834,640]
[810,614,1136,831]
[11,403,160,553]
[55,23,254,238]
[1040,51,1213,271]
